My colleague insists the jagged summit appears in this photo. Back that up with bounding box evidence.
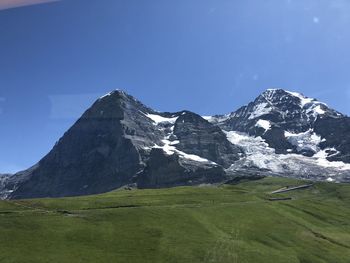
[208,89,340,120]
[247,88,339,118]
[208,88,342,132]
[97,89,155,114]
[263,88,315,105]
[99,89,137,101]
[260,88,341,118]
[262,89,317,110]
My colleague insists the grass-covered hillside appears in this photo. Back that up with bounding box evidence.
[0,177,350,263]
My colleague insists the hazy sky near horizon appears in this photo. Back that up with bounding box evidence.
[1,0,350,173]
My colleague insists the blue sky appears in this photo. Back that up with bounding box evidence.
[1,0,350,173]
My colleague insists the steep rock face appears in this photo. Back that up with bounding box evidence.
[136,111,239,188]
[173,112,243,168]
[137,148,225,188]
[314,116,350,163]
[261,127,295,154]
[11,91,149,199]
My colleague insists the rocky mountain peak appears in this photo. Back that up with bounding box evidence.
[211,89,342,135]
[261,89,312,105]
[7,90,245,199]
[96,90,154,115]
[258,89,342,120]
[258,89,312,114]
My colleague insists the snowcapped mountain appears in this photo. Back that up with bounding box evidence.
[206,89,350,182]
[208,89,342,143]
[206,89,343,154]
[2,88,350,199]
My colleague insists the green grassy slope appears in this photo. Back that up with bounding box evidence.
[0,177,350,263]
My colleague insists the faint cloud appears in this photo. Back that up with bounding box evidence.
[253,74,259,81]
[49,93,100,119]
[0,0,60,11]
[313,17,320,24]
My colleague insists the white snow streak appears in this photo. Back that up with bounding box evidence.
[146,113,178,125]
[152,139,215,164]
[285,90,314,107]
[256,119,271,131]
[144,115,216,165]
[248,103,271,120]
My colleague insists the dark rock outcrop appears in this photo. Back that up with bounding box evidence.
[173,112,243,168]
[137,148,225,188]
[315,116,350,163]
[11,91,148,198]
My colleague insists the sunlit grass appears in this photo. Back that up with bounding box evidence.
[0,177,349,263]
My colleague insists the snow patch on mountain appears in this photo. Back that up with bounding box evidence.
[202,114,230,123]
[224,130,350,181]
[145,113,178,125]
[304,104,328,120]
[313,105,326,115]
[256,119,271,131]
[285,90,315,107]
[225,131,282,172]
[265,89,329,118]
[313,149,350,170]
[283,90,333,119]
[202,116,212,121]
[152,139,216,164]
[284,129,323,153]
[248,103,271,120]
[100,91,114,99]
[144,118,217,165]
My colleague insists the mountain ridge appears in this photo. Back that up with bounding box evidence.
[2,88,350,199]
